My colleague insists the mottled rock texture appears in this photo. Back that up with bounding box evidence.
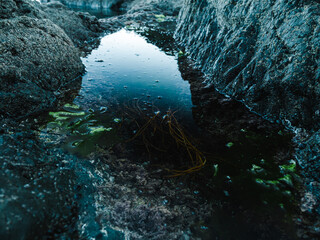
[175,0,320,235]
[0,16,83,117]
[124,0,183,16]
[0,118,99,239]
[39,2,104,49]
[0,0,104,118]
[99,0,183,33]
[175,0,320,131]
[295,130,320,214]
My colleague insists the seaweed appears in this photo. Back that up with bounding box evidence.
[123,100,207,176]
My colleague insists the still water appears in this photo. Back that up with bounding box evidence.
[40,28,299,239]
[38,0,123,17]
[76,29,192,114]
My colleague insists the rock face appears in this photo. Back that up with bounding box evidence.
[0,117,108,239]
[295,130,320,214]
[0,16,83,118]
[124,0,183,16]
[99,0,183,36]
[175,0,320,235]
[0,0,104,118]
[175,0,320,131]
[39,2,104,50]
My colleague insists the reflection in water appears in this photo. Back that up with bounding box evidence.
[178,59,298,239]
[76,29,193,118]
[41,29,299,239]
[40,0,123,17]
[53,29,195,156]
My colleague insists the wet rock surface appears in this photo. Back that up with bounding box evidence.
[0,115,125,239]
[175,0,320,131]
[294,131,320,238]
[0,1,105,238]
[175,1,320,238]
[39,2,104,51]
[0,118,80,239]
[0,15,83,118]
[99,0,183,34]
[89,151,213,240]
[0,0,106,118]
[1,0,319,239]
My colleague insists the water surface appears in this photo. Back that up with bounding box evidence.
[39,0,123,18]
[42,29,299,239]
[76,29,192,113]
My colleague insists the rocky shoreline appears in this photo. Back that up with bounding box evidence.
[1,0,320,239]
[174,1,320,238]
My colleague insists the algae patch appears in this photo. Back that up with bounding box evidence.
[43,104,122,156]
[155,14,166,22]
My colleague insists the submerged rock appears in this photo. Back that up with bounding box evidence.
[175,0,320,131]
[0,117,124,239]
[89,152,213,240]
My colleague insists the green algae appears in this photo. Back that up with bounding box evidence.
[89,126,113,135]
[55,116,70,121]
[155,14,166,22]
[250,164,264,174]
[255,171,294,188]
[49,111,85,118]
[279,161,296,173]
[225,142,234,148]
[64,103,80,109]
[46,104,122,156]
[178,50,184,58]
[113,118,121,123]
[279,174,293,187]
[213,164,219,177]
[72,140,84,147]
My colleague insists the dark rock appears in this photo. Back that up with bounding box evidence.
[0,120,79,239]
[99,0,183,33]
[175,1,320,238]
[90,152,213,240]
[39,2,104,50]
[178,58,288,141]
[175,0,320,131]
[295,131,320,214]
[0,15,84,118]
[125,0,182,16]
[0,0,43,19]
[0,0,106,118]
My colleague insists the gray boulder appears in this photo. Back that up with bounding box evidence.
[0,0,106,118]
[175,0,320,131]
[0,15,84,118]
[38,2,104,50]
